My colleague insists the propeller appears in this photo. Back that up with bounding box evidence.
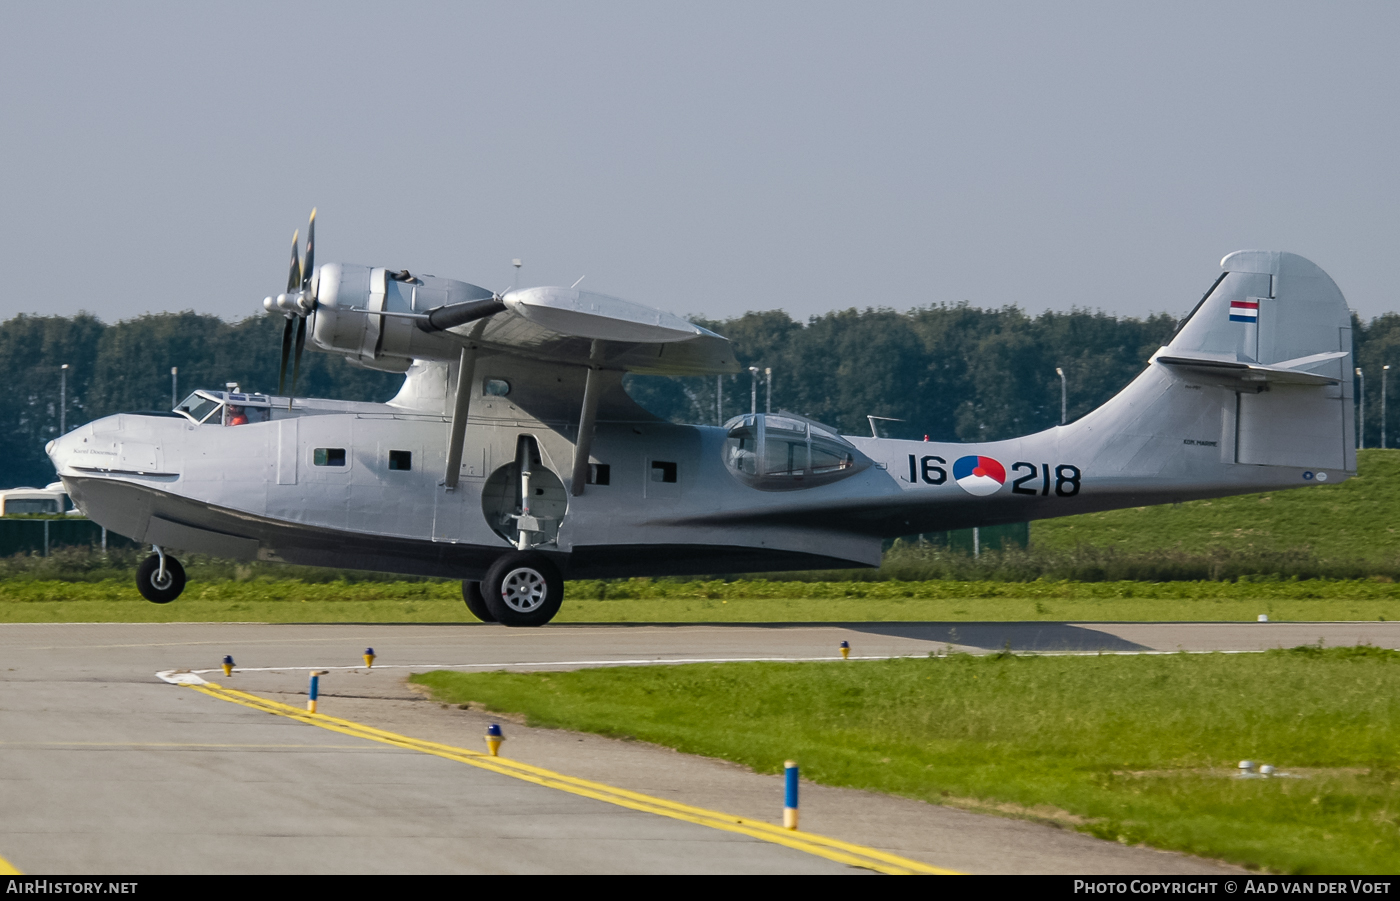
[277,229,298,395]
[263,209,317,398]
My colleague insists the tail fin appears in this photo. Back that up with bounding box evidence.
[1154,251,1353,472]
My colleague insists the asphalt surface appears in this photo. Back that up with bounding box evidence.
[5,620,1395,875]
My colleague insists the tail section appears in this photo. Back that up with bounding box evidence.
[1035,250,1356,512]
[1154,250,1353,473]
[702,250,1356,539]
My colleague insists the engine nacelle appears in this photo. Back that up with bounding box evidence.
[309,263,493,371]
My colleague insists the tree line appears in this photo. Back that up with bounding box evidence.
[626,306,1177,440]
[3,305,1396,488]
[631,308,1400,447]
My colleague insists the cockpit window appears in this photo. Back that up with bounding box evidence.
[176,390,274,425]
[177,392,221,424]
[723,413,869,491]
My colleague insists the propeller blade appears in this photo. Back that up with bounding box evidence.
[277,317,294,396]
[286,229,301,293]
[301,208,316,294]
[290,316,307,397]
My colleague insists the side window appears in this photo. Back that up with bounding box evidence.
[588,463,611,485]
[483,378,510,397]
[810,434,856,473]
[651,461,677,483]
[762,421,809,476]
[314,448,346,467]
[724,420,759,476]
[388,450,412,471]
[4,498,59,515]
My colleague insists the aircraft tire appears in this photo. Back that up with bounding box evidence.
[481,553,563,627]
[461,581,497,623]
[136,554,186,604]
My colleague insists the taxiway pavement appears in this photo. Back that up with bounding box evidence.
[5,620,1390,875]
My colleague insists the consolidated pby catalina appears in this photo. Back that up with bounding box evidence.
[46,212,1356,625]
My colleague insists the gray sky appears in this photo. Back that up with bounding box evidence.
[3,1,1398,325]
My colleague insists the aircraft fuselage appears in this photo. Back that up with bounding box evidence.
[50,358,1349,582]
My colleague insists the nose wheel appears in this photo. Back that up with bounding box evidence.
[136,549,186,604]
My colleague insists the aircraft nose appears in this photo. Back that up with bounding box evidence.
[46,427,85,473]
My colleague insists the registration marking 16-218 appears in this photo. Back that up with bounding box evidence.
[906,455,1081,497]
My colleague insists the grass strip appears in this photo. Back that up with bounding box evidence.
[4,577,1400,623]
[411,647,1400,874]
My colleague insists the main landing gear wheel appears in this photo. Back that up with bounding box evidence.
[482,552,563,627]
[136,553,186,604]
[462,581,497,623]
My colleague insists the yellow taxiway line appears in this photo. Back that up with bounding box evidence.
[0,853,21,875]
[187,681,960,875]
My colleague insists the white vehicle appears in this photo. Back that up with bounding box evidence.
[46,212,1355,625]
[0,483,73,516]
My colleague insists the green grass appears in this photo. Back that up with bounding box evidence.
[0,578,466,622]
[5,576,1400,622]
[411,647,1400,874]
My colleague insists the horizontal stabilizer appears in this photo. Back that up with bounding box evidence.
[1155,350,1346,386]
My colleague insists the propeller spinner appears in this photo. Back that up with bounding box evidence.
[263,209,317,396]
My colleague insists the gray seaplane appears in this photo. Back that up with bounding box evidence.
[47,213,1355,625]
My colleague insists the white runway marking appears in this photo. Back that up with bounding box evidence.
[172,654,915,676]
[160,647,1278,683]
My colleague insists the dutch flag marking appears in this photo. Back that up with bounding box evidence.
[1229,300,1259,323]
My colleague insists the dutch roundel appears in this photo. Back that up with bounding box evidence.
[952,455,1006,496]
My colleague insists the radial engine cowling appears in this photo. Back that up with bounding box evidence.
[310,263,493,371]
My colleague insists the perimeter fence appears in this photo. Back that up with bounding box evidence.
[0,518,139,557]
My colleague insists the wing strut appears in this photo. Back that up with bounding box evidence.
[571,340,605,496]
[443,341,481,490]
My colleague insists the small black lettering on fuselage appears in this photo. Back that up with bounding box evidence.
[1182,439,1218,447]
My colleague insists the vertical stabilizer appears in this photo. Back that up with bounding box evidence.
[1156,251,1354,472]
[1170,251,1351,368]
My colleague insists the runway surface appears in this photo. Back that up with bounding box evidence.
[5,620,1393,874]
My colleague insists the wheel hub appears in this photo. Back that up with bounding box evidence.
[499,567,547,613]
